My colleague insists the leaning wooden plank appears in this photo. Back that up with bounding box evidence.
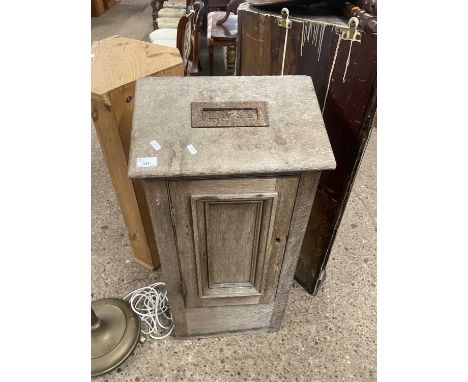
[92,100,156,268]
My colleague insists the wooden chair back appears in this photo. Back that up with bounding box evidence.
[176,0,204,75]
[216,0,245,26]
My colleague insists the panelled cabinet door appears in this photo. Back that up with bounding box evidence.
[168,177,299,310]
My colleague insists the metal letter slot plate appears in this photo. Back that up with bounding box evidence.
[191,101,269,128]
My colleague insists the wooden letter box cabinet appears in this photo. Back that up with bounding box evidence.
[128,76,336,337]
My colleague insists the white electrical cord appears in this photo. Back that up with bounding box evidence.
[280,8,290,76]
[124,282,174,340]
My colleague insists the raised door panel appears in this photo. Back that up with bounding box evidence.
[168,177,298,309]
[191,192,277,304]
[207,201,258,285]
[207,201,257,285]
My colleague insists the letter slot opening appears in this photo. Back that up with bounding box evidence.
[191,101,269,128]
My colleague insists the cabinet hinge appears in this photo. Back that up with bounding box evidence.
[275,8,292,29]
[312,268,327,296]
[338,17,362,42]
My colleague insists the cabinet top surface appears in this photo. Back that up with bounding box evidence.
[91,36,182,100]
[128,76,336,178]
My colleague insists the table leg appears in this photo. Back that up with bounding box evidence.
[226,45,236,75]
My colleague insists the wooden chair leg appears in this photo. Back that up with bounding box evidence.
[208,45,214,76]
[226,45,236,75]
[151,0,159,30]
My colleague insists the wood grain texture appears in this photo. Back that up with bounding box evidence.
[190,192,278,305]
[91,0,105,17]
[295,188,339,291]
[237,5,377,293]
[168,177,297,309]
[107,83,160,269]
[297,35,377,292]
[297,80,377,292]
[204,199,266,285]
[129,75,334,336]
[103,0,116,10]
[236,3,347,76]
[92,100,156,268]
[91,36,183,105]
[92,36,184,269]
[128,76,335,179]
[139,173,322,337]
[260,176,299,304]
[142,179,189,336]
[270,172,320,330]
[186,304,273,336]
[108,83,136,160]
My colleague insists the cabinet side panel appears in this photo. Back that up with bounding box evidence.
[143,179,189,336]
[238,9,273,75]
[271,172,320,329]
[295,189,339,291]
[260,176,299,304]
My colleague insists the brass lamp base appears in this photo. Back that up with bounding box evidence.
[91,298,140,377]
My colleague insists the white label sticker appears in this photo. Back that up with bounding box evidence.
[150,140,161,151]
[91,53,95,58]
[187,144,197,155]
[136,157,157,168]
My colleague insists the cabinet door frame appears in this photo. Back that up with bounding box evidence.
[143,172,320,337]
[169,177,297,309]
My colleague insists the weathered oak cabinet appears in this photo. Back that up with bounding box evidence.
[128,76,335,337]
